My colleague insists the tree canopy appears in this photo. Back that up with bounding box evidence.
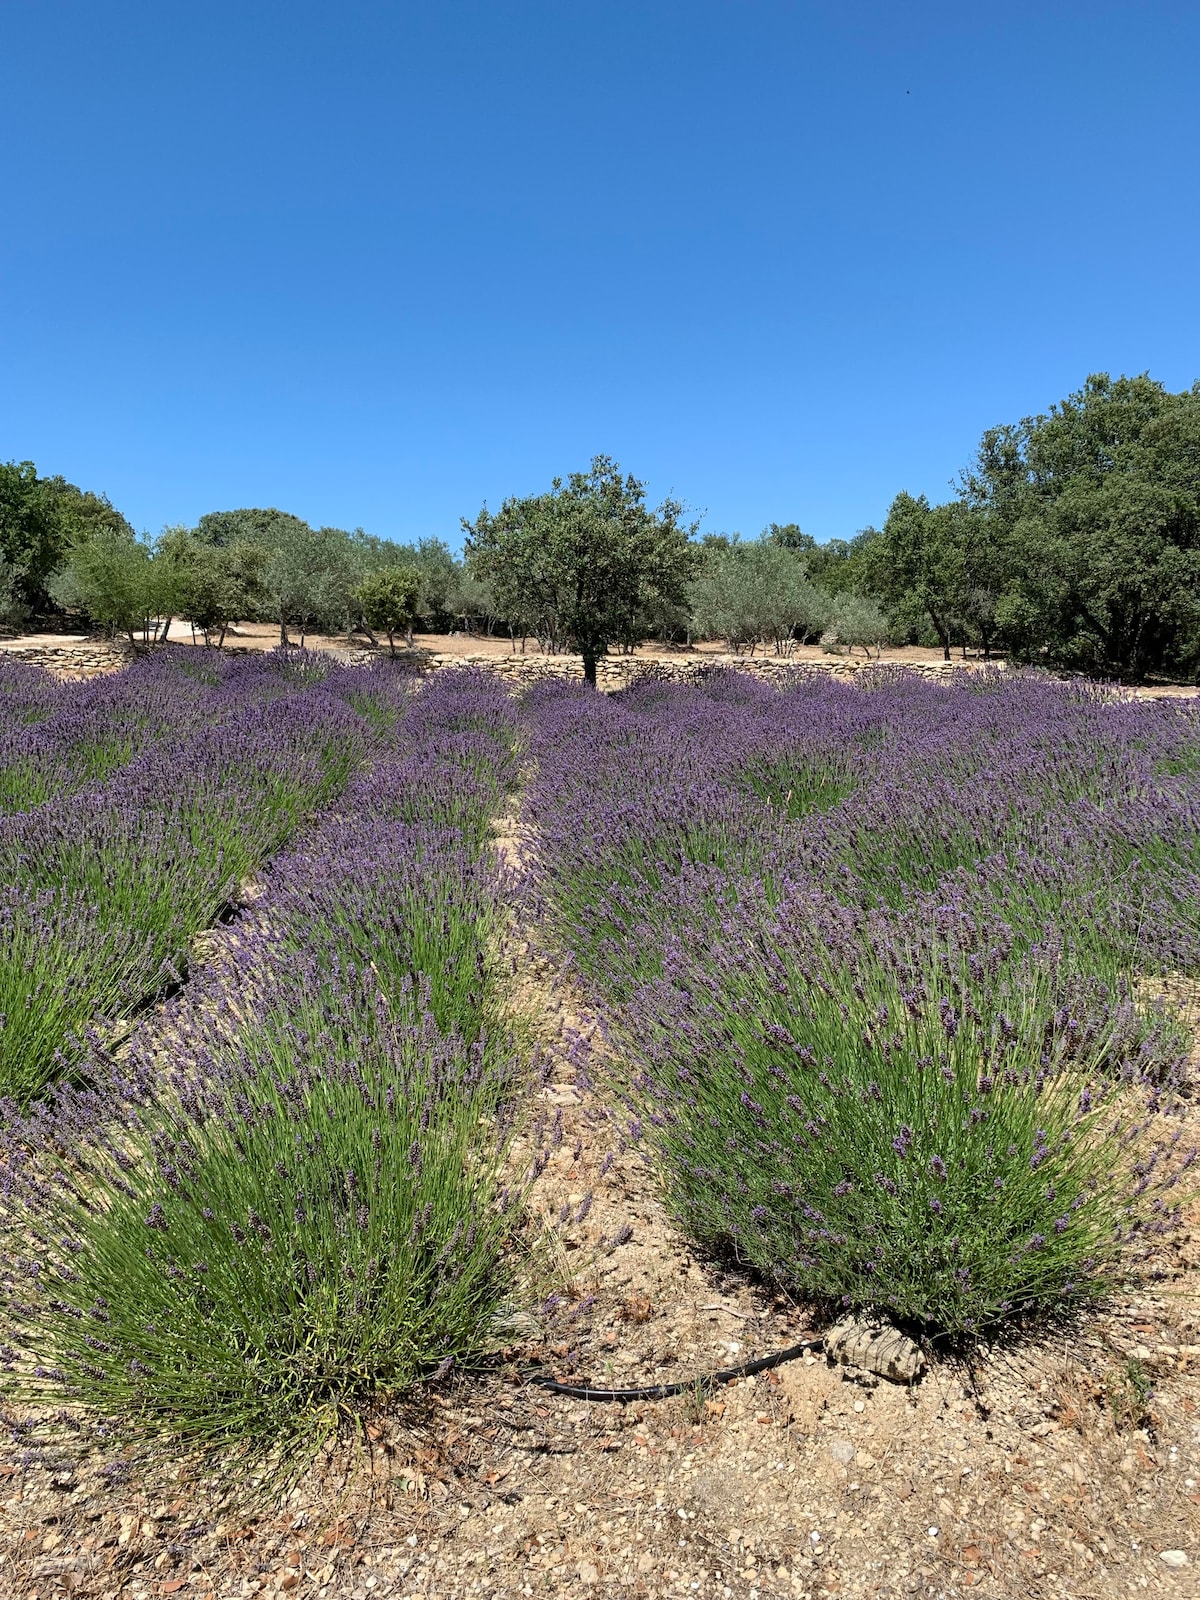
[965,374,1200,677]
[48,530,171,645]
[156,527,266,646]
[463,456,700,683]
[858,375,1200,677]
[356,565,420,655]
[190,508,339,643]
[690,536,828,655]
[0,462,135,621]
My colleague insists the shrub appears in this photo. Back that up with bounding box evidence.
[2,963,525,1476]
[0,667,371,1105]
[621,883,1192,1334]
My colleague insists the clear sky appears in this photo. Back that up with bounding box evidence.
[2,1,1198,548]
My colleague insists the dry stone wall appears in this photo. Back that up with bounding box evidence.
[0,639,133,678]
[2,635,1002,690]
[385,649,1003,691]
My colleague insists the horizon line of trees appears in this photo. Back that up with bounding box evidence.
[4,371,1199,682]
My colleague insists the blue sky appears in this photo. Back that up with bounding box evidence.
[2,1,1198,548]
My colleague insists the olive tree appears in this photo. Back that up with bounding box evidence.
[822,592,891,657]
[356,565,420,655]
[49,530,173,645]
[157,527,266,646]
[194,508,355,644]
[690,536,829,654]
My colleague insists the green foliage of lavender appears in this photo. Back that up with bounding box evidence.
[1,666,533,1473]
[626,894,1190,1332]
[266,667,523,1043]
[0,889,157,1107]
[6,978,522,1470]
[526,670,1200,1335]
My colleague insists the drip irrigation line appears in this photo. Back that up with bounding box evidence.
[523,1335,824,1402]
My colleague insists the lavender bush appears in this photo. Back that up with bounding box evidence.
[0,655,69,723]
[623,880,1190,1332]
[526,669,1200,1334]
[2,964,524,1471]
[0,649,297,815]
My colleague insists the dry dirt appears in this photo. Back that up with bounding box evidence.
[0,623,1004,671]
[3,756,1199,1600]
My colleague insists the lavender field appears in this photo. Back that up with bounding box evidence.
[525,669,1200,1334]
[0,653,531,1475]
[1,655,1198,1528]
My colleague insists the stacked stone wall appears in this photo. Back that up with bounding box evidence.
[0,640,134,678]
[366,649,1004,691]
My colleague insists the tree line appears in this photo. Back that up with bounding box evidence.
[4,371,1199,682]
[0,491,470,657]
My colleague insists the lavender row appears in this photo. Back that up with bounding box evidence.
[0,651,401,1107]
[1,667,530,1473]
[0,650,321,814]
[524,669,1200,1334]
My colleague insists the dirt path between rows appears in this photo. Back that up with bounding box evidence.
[3,810,1199,1600]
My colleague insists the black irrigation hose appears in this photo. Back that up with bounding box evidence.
[523,1335,825,1403]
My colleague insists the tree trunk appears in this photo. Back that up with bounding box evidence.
[280,619,290,647]
[387,629,396,657]
[218,625,227,648]
[160,616,171,644]
[581,646,598,688]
